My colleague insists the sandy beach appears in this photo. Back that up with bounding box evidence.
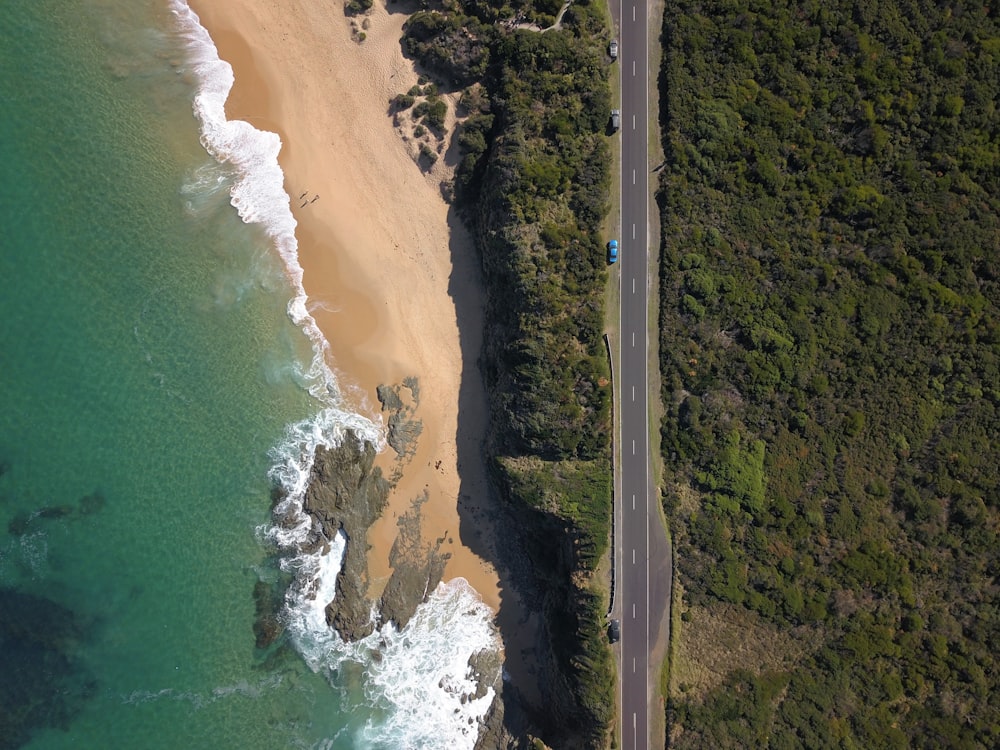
[186,0,501,609]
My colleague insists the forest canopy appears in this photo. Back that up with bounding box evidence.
[657,0,999,747]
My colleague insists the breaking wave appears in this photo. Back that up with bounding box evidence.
[169,4,500,747]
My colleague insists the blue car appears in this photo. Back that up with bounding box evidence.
[608,239,618,263]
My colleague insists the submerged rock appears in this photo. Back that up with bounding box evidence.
[7,512,30,537]
[38,505,74,520]
[252,580,284,650]
[0,587,94,749]
[7,505,74,536]
[77,489,106,516]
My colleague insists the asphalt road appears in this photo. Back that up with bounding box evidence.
[611,2,671,748]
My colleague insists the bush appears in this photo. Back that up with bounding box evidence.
[392,93,415,110]
[660,0,1000,746]
[418,144,438,165]
[422,96,448,132]
[344,0,372,15]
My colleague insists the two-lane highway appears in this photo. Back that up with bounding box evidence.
[612,1,668,748]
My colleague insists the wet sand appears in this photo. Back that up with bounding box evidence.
[185,0,501,609]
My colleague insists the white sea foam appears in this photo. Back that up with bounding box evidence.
[169,4,502,747]
[353,580,500,749]
[180,160,231,217]
[267,410,501,750]
[169,0,338,405]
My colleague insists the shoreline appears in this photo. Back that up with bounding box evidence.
[184,0,502,610]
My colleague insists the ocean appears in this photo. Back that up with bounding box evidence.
[0,1,498,748]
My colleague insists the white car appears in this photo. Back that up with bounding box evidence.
[609,39,619,60]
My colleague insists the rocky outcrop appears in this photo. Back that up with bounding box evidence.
[293,399,509,750]
[377,379,422,465]
[301,430,390,642]
[378,492,450,630]
[294,385,453,639]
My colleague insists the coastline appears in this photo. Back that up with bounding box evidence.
[184,0,501,609]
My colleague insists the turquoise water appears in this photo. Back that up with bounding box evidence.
[0,2,501,748]
[0,1,353,747]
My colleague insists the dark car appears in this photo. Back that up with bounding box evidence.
[608,618,621,643]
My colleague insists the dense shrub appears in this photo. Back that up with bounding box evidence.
[658,0,1000,746]
[405,5,617,747]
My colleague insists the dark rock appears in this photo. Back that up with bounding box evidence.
[299,430,390,643]
[474,688,519,750]
[377,381,423,459]
[375,383,404,412]
[467,648,503,702]
[378,492,450,630]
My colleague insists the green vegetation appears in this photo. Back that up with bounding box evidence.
[418,142,438,166]
[657,0,1000,746]
[413,95,448,133]
[344,0,373,16]
[404,1,615,746]
[392,92,415,110]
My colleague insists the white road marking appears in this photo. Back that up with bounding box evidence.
[632,548,635,564]
[631,439,635,455]
[632,5,635,21]
[632,168,636,185]
[632,494,635,510]
[632,603,636,619]
[632,114,636,130]
[632,657,636,673]
[632,276,635,294]
[631,330,635,347]
[631,385,635,402]
[632,223,636,239]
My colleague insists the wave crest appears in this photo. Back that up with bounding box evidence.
[169,4,501,748]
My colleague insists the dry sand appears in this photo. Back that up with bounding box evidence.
[186,0,501,609]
